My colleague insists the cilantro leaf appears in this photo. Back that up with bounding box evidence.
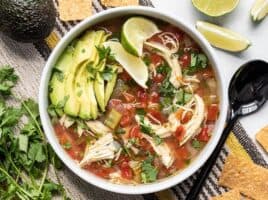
[96,46,115,61]
[186,53,208,74]
[141,154,158,183]
[0,65,18,96]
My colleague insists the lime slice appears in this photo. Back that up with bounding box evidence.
[251,0,268,21]
[192,0,239,17]
[104,41,149,88]
[121,17,160,56]
[196,21,251,52]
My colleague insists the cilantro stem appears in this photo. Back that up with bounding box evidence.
[0,167,33,199]
[21,101,45,140]
[21,101,49,195]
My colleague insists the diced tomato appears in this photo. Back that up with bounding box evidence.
[153,73,165,83]
[119,70,132,81]
[176,146,190,160]
[174,125,185,142]
[54,124,86,161]
[128,125,142,138]
[207,104,219,121]
[120,104,135,127]
[120,115,131,127]
[119,161,133,180]
[179,53,191,68]
[148,109,165,123]
[196,127,210,142]
[122,92,135,103]
[108,99,124,112]
[150,53,163,66]
[137,90,148,104]
[202,68,214,79]
[181,111,193,124]
[139,138,154,153]
[86,163,115,179]
[150,91,160,103]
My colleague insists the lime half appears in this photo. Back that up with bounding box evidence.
[104,41,148,88]
[196,21,251,52]
[192,0,240,17]
[121,17,160,57]
[251,0,268,21]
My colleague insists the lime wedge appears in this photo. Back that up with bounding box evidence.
[104,41,149,88]
[251,0,268,21]
[192,0,239,17]
[196,21,251,52]
[121,17,160,56]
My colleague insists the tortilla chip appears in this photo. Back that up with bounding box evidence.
[211,190,241,200]
[256,125,268,153]
[219,154,268,200]
[58,0,92,21]
[101,0,139,7]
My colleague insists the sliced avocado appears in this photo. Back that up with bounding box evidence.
[49,47,73,108]
[74,32,96,119]
[64,31,96,117]
[104,66,118,106]
[88,80,99,119]
[73,31,98,66]
[94,60,106,112]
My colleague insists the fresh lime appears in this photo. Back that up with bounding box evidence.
[192,0,240,17]
[121,17,160,56]
[104,41,149,88]
[251,0,268,21]
[196,21,251,52]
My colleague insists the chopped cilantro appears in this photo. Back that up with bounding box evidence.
[153,135,163,145]
[139,115,153,135]
[191,139,203,149]
[159,73,176,97]
[186,53,208,74]
[143,55,151,66]
[96,46,115,61]
[141,154,158,183]
[136,108,146,116]
[62,141,72,150]
[156,63,171,74]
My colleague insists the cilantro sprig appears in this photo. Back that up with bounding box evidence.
[0,65,69,199]
[141,154,158,183]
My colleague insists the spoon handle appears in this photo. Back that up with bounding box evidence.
[185,115,239,200]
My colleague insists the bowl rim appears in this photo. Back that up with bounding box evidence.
[39,6,228,195]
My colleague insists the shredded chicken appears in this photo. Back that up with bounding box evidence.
[136,95,205,146]
[79,133,120,167]
[59,114,75,128]
[86,120,111,135]
[142,134,174,168]
[179,95,205,145]
[145,41,182,88]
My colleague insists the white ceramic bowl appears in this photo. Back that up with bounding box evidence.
[39,6,228,195]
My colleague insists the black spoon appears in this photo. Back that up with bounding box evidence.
[186,60,268,200]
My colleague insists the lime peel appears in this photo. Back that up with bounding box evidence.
[104,41,149,88]
[251,0,268,21]
[121,17,160,56]
[196,21,251,52]
[192,0,240,17]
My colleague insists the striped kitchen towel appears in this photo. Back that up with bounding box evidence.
[1,0,266,199]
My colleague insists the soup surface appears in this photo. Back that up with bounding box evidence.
[48,16,219,184]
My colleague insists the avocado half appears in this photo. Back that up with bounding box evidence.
[0,0,56,43]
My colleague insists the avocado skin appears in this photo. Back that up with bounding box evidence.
[0,0,56,43]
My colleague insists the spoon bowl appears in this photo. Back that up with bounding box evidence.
[229,60,268,116]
